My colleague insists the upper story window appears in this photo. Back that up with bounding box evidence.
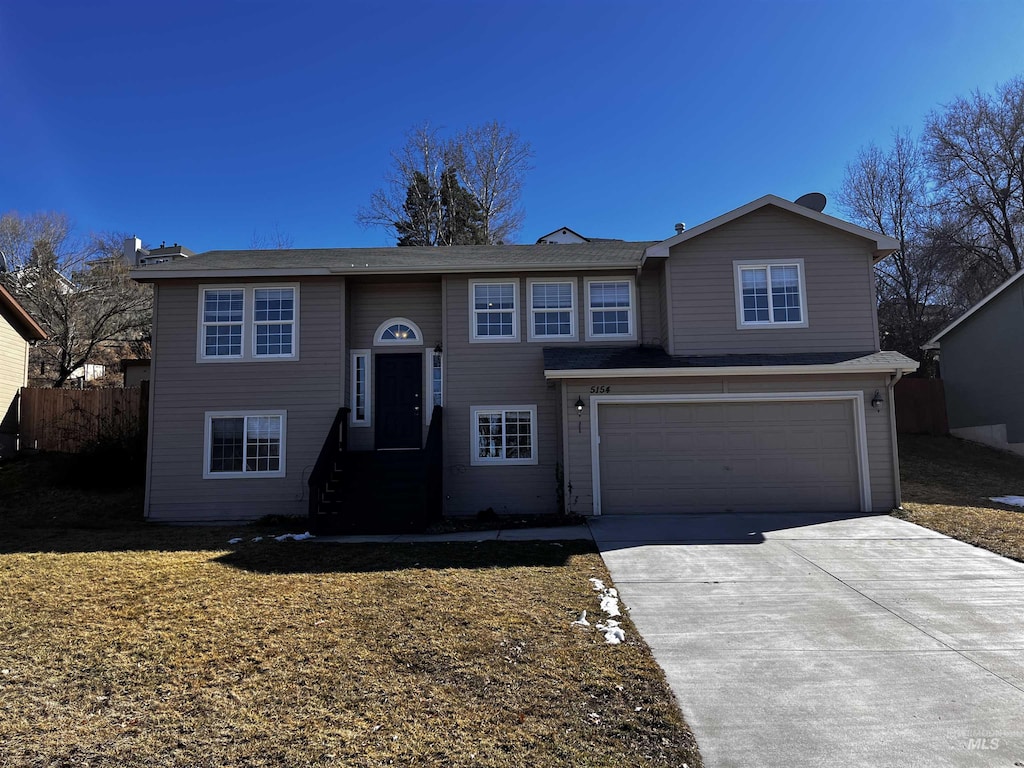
[585,278,636,340]
[528,279,577,341]
[470,279,519,342]
[734,260,808,328]
[203,289,244,357]
[375,317,422,345]
[199,285,299,362]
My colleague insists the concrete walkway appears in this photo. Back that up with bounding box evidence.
[589,513,1024,768]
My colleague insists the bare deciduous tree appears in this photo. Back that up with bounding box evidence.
[924,77,1024,281]
[838,132,951,358]
[356,121,532,245]
[250,224,295,250]
[0,211,152,387]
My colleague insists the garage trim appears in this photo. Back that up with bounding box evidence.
[589,391,871,515]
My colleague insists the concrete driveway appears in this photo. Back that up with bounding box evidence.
[590,513,1024,768]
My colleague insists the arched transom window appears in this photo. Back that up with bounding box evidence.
[375,317,423,345]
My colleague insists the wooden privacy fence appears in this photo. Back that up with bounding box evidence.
[894,377,948,435]
[19,384,148,453]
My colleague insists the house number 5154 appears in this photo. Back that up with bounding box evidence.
[589,385,611,394]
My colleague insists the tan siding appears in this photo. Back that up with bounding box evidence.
[667,207,880,354]
[147,278,345,522]
[346,279,442,450]
[638,260,665,348]
[562,374,896,516]
[0,308,29,456]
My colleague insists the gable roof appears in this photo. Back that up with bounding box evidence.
[643,194,900,261]
[536,226,588,243]
[132,241,654,281]
[923,267,1024,350]
[0,283,47,341]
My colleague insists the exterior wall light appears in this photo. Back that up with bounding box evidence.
[575,396,585,433]
[871,390,884,411]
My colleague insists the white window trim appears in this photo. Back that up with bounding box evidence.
[203,410,287,479]
[587,392,871,516]
[424,348,443,425]
[197,284,300,362]
[527,277,578,342]
[584,277,637,341]
[374,317,424,346]
[469,278,520,343]
[470,404,538,466]
[733,259,809,329]
[350,350,371,427]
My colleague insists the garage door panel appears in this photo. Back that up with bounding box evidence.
[598,400,861,515]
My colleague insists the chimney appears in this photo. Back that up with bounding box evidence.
[674,222,686,235]
[123,236,142,266]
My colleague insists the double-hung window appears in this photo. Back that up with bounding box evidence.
[734,260,807,327]
[204,411,286,478]
[199,285,299,361]
[202,289,244,357]
[585,278,635,340]
[470,279,519,341]
[470,406,537,465]
[528,279,577,340]
[254,288,295,356]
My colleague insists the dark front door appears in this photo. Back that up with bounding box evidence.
[375,353,423,449]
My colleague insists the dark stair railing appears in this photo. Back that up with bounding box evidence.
[308,407,349,532]
[309,405,443,535]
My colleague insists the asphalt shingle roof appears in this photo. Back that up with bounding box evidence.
[133,241,656,277]
[542,347,918,371]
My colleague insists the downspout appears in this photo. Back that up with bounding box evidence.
[888,367,906,509]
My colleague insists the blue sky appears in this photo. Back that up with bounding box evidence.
[2,1,1023,251]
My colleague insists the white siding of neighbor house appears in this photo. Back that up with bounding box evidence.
[0,307,29,457]
[666,206,880,355]
[345,278,443,451]
[561,374,897,516]
[146,278,346,522]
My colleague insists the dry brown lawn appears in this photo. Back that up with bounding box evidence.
[0,455,702,768]
[895,433,1024,562]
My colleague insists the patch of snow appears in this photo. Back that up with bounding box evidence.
[599,593,621,618]
[227,538,243,544]
[251,536,264,543]
[571,611,590,627]
[588,577,606,591]
[273,532,315,542]
[991,496,1024,507]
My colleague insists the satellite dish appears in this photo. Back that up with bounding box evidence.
[794,192,827,212]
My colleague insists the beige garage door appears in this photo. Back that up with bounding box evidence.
[598,400,861,514]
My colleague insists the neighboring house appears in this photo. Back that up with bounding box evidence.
[132,194,918,526]
[0,284,47,457]
[121,358,151,387]
[923,269,1024,456]
[535,227,625,244]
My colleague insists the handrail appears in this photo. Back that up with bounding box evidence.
[308,407,349,518]
[424,405,443,523]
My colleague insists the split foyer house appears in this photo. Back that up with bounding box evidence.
[0,284,47,458]
[132,195,919,528]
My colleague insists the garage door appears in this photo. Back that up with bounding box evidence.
[597,399,861,514]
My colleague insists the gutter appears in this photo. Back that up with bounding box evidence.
[545,362,920,380]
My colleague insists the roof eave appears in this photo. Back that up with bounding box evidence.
[131,261,643,282]
[0,284,47,341]
[544,360,920,379]
[923,267,1024,349]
